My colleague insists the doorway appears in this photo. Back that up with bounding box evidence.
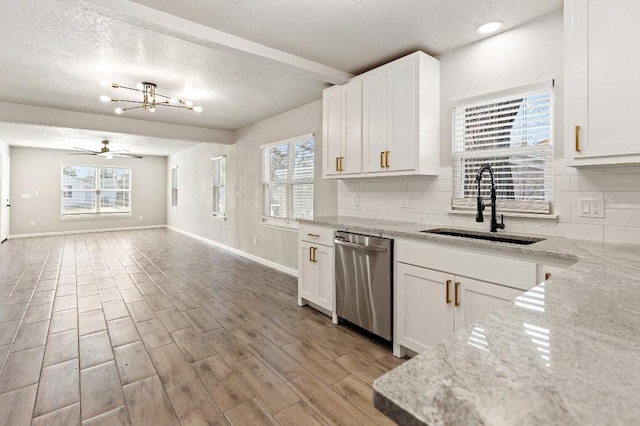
[0,153,9,242]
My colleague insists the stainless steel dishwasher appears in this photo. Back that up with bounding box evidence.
[334,231,393,341]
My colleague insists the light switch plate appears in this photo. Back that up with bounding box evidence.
[401,196,412,209]
[578,198,604,218]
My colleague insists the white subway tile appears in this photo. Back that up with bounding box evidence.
[603,165,640,175]
[553,191,602,207]
[554,160,603,176]
[553,206,571,223]
[338,180,360,193]
[555,176,571,191]
[604,226,640,244]
[370,210,422,224]
[542,223,603,241]
[360,182,383,192]
[422,202,451,215]
[570,207,640,226]
[407,180,437,192]
[381,181,408,192]
[571,174,640,192]
[420,214,454,227]
[604,192,640,209]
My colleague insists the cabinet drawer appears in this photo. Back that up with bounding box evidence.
[299,224,335,247]
[397,239,537,291]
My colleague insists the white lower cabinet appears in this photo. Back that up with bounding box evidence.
[396,262,523,355]
[298,226,335,316]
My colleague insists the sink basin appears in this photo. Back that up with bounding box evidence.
[420,228,545,245]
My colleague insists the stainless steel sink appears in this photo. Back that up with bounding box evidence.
[420,228,545,245]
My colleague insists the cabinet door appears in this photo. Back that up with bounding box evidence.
[314,245,334,311]
[386,56,417,172]
[396,263,454,353]
[453,277,523,333]
[341,80,362,175]
[362,69,388,173]
[567,0,640,160]
[298,242,317,303]
[322,85,343,176]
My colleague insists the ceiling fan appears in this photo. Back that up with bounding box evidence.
[69,140,143,159]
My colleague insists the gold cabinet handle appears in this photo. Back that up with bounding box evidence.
[380,152,385,168]
[385,151,390,168]
[575,125,581,152]
[545,272,551,280]
[307,233,320,238]
[445,280,451,304]
[336,157,340,172]
[312,247,317,262]
[339,157,344,172]
[454,282,460,307]
[309,246,313,262]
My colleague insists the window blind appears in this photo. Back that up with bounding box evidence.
[261,134,314,222]
[61,165,131,215]
[452,86,553,214]
[212,157,226,217]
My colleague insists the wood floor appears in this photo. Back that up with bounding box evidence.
[0,228,404,425]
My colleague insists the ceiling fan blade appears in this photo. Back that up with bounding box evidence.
[71,146,100,154]
[111,153,144,159]
[67,152,99,155]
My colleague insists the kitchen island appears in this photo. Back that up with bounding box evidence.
[301,216,640,425]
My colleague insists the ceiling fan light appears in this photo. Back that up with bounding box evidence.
[193,106,203,112]
[136,82,144,90]
[169,97,178,104]
[185,100,193,107]
[149,106,156,112]
[115,107,123,114]
[105,154,114,160]
[99,80,110,87]
[99,95,111,102]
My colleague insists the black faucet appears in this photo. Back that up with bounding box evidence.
[475,165,505,233]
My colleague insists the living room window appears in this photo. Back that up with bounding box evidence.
[212,156,226,218]
[451,82,553,214]
[261,133,314,227]
[61,165,131,216]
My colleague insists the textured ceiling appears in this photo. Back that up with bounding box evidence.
[0,0,563,153]
[130,0,563,74]
[0,123,198,156]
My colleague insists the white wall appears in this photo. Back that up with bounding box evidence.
[338,11,640,244]
[167,100,337,270]
[0,140,9,239]
[10,147,167,236]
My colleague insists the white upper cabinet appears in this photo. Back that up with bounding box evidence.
[322,80,362,177]
[323,51,440,178]
[565,0,640,165]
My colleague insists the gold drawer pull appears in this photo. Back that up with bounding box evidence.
[385,151,390,168]
[336,157,340,171]
[307,233,320,238]
[339,157,344,172]
[445,280,451,304]
[575,125,581,152]
[545,272,551,280]
[380,151,385,168]
[311,247,317,262]
[454,282,460,307]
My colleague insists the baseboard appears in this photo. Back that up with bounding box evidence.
[167,225,298,278]
[8,225,166,239]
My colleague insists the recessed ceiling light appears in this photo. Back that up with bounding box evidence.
[476,20,504,34]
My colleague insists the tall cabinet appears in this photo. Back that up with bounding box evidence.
[565,0,640,165]
[322,51,440,178]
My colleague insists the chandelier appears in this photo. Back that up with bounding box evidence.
[99,81,203,115]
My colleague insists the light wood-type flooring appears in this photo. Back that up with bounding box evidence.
[0,228,404,425]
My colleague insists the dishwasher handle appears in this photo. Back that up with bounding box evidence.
[334,238,387,253]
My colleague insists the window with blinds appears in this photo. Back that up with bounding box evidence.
[61,164,131,216]
[212,156,226,217]
[261,134,314,224]
[452,83,553,214]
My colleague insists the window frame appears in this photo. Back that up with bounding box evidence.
[170,166,178,211]
[212,156,226,219]
[260,133,314,228]
[60,164,132,218]
[450,81,554,215]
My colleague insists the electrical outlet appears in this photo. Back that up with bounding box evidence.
[138,216,144,221]
[401,196,412,209]
[352,195,359,207]
[30,221,35,226]
[579,198,605,218]
[254,237,258,245]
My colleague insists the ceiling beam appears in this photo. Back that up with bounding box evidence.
[0,102,235,144]
[83,0,353,85]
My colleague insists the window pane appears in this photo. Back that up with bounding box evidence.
[264,144,288,182]
[171,168,178,207]
[292,184,313,220]
[293,138,314,180]
[100,167,130,190]
[62,166,96,190]
[263,184,288,218]
[100,191,130,213]
[62,191,96,214]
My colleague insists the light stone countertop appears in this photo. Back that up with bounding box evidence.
[300,216,640,425]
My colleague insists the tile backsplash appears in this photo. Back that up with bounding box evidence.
[337,160,640,244]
